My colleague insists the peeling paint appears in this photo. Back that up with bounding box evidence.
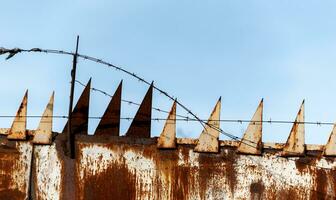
[33,144,62,200]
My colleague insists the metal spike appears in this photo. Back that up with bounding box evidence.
[324,124,336,156]
[125,83,153,138]
[32,92,54,144]
[157,101,176,149]
[94,81,122,136]
[62,79,91,135]
[237,99,263,155]
[282,100,305,156]
[194,98,221,153]
[7,90,28,140]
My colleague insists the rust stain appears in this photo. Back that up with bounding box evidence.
[310,168,335,200]
[0,153,25,200]
[295,157,316,174]
[173,166,193,200]
[0,188,25,200]
[221,149,237,195]
[250,180,265,200]
[155,149,180,200]
[75,141,138,200]
[153,145,197,200]
[276,188,301,200]
[0,141,29,200]
[81,162,136,200]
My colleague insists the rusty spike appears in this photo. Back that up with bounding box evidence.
[33,92,54,144]
[62,79,91,135]
[125,83,153,138]
[237,99,263,155]
[194,98,221,153]
[324,124,336,156]
[282,100,305,156]
[8,90,28,140]
[94,81,122,136]
[157,101,177,149]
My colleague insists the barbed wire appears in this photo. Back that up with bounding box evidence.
[1,47,335,174]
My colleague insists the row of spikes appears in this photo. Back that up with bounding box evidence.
[3,79,152,143]
[3,79,336,156]
[160,99,336,157]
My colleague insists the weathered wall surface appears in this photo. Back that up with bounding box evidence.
[0,139,32,200]
[73,137,336,200]
[2,135,336,200]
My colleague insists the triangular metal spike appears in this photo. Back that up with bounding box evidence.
[33,92,54,144]
[194,98,221,153]
[125,83,153,138]
[157,101,177,149]
[94,81,122,136]
[324,124,336,156]
[237,99,263,155]
[62,79,91,135]
[8,90,28,140]
[282,100,305,156]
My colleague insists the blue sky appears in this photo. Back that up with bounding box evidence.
[1,1,336,145]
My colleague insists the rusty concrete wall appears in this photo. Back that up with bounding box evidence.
[1,86,336,199]
[2,134,336,200]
